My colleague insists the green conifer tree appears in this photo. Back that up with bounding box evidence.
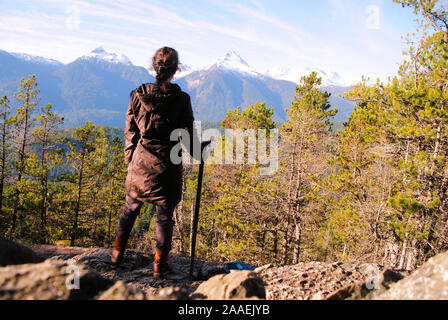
[10,75,39,235]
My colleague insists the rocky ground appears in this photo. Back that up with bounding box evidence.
[258,261,409,300]
[1,237,447,300]
[35,245,411,300]
[31,244,227,297]
[29,244,391,299]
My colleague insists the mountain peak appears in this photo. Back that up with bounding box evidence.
[220,51,249,67]
[9,52,63,66]
[82,46,132,66]
[213,51,258,76]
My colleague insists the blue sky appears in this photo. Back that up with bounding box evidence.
[0,0,420,82]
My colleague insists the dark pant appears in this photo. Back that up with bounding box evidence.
[116,195,176,252]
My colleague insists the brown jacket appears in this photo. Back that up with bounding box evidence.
[124,82,195,207]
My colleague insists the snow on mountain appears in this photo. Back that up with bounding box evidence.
[1,47,356,125]
[9,52,63,67]
[173,63,197,79]
[265,67,355,87]
[192,51,352,86]
[173,51,260,79]
[211,51,260,77]
[81,46,133,66]
[7,47,355,86]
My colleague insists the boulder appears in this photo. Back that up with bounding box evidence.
[156,286,191,300]
[373,251,448,300]
[326,268,405,300]
[258,261,404,300]
[0,259,113,300]
[97,281,190,300]
[0,237,43,267]
[192,270,265,300]
[97,281,147,300]
[66,248,151,273]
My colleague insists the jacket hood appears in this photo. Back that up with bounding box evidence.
[135,83,181,108]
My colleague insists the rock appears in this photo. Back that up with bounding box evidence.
[254,264,273,273]
[196,261,229,280]
[259,261,408,300]
[326,283,360,300]
[373,251,448,300]
[97,281,191,300]
[156,286,190,300]
[326,268,405,300]
[0,237,43,267]
[311,291,326,300]
[0,259,113,300]
[31,244,88,260]
[97,281,147,300]
[192,270,265,300]
[66,248,151,273]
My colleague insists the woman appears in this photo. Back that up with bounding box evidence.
[110,47,198,279]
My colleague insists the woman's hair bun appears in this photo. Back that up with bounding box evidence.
[152,47,179,84]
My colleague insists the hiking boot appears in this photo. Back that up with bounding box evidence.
[110,236,128,265]
[153,249,173,279]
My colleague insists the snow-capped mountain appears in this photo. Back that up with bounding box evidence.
[265,67,354,87]
[9,52,63,67]
[173,51,260,80]
[52,47,153,126]
[81,46,133,66]
[175,51,355,122]
[1,47,355,126]
[211,51,260,77]
[196,50,353,86]
[175,51,296,122]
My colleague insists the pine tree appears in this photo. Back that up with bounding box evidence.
[324,3,448,266]
[30,103,64,243]
[279,72,336,264]
[394,0,448,42]
[10,75,39,235]
[194,102,280,264]
[0,95,12,233]
[103,137,126,246]
[66,121,100,246]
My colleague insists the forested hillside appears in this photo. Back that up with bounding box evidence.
[0,0,447,272]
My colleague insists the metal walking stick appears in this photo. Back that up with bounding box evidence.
[189,140,212,278]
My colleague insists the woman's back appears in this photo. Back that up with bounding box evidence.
[127,82,192,159]
[124,80,194,207]
[123,47,194,208]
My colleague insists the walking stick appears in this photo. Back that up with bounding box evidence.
[189,140,211,278]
